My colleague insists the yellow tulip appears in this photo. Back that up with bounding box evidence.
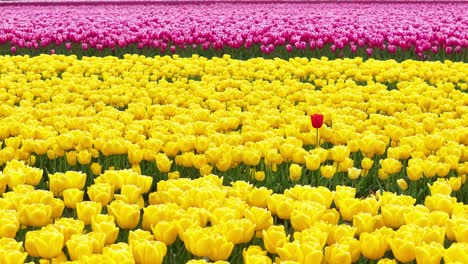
[429,211,449,227]
[128,229,154,246]
[321,208,340,225]
[404,210,429,227]
[25,166,43,186]
[80,254,117,264]
[448,177,462,191]
[267,195,294,220]
[289,163,302,181]
[444,242,468,263]
[86,231,106,254]
[359,232,387,260]
[4,170,25,189]
[381,205,411,229]
[341,237,360,263]
[103,243,134,264]
[0,172,6,194]
[347,167,361,180]
[339,198,362,222]
[435,162,451,177]
[155,153,172,173]
[276,241,301,262]
[407,164,423,181]
[66,151,77,166]
[305,154,321,171]
[77,150,92,165]
[183,227,234,261]
[114,184,143,207]
[397,179,408,191]
[452,222,468,243]
[66,234,94,260]
[377,258,396,264]
[50,217,85,245]
[320,165,336,179]
[422,226,445,244]
[388,237,416,263]
[18,204,52,227]
[361,157,374,170]
[243,246,272,264]
[334,185,356,209]
[63,188,84,209]
[168,171,180,180]
[49,171,86,196]
[0,249,27,264]
[247,187,272,208]
[380,158,402,175]
[142,204,181,230]
[25,229,64,259]
[428,180,452,195]
[87,183,114,206]
[90,162,102,176]
[425,194,457,215]
[329,146,350,163]
[353,212,376,235]
[132,240,167,264]
[325,243,351,264]
[91,215,119,245]
[262,225,289,254]
[244,206,273,231]
[77,201,102,225]
[152,221,178,246]
[360,197,380,216]
[327,224,357,245]
[107,200,140,229]
[338,158,354,173]
[254,171,265,182]
[0,209,19,238]
[219,219,256,244]
[128,148,144,165]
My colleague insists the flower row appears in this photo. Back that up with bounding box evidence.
[0,55,467,197]
[0,164,467,263]
[0,3,466,60]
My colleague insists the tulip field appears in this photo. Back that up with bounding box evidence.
[0,1,467,264]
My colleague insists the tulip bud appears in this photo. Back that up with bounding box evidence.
[310,114,324,129]
[289,164,302,181]
[397,179,408,191]
[320,165,336,179]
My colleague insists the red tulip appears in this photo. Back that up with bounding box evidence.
[311,114,324,129]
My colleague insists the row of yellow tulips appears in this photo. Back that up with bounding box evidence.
[0,161,467,263]
[0,55,466,201]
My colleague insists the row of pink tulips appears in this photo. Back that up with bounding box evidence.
[0,3,466,59]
